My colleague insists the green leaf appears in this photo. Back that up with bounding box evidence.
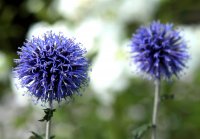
[132,123,151,139]
[29,131,43,139]
[50,135,55,139]
[39,108,56,122]
[161,94,174,101]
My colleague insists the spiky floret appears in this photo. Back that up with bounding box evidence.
[14,31,90,104]
[130,21,189,80]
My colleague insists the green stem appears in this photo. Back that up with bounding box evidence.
[151,79,160,139]
[45,101,53,139]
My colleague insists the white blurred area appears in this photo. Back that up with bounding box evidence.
[4,0,200,107]
[181,26,200,81]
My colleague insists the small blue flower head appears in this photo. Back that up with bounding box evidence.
[14,31,90,104]
[130,21,189,80]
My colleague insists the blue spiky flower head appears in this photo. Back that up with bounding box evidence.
[14,31,90,104]
[130,21,189,80]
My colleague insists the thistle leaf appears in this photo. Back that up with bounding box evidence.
[29,131,43,139]
[39,108,56,122]
[132,123,151,139]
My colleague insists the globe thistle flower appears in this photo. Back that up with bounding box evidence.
[14,31,90,104]
[130,21,189,80]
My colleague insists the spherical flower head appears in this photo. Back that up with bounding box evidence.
[130,21,189,80]
[14,31,90,104]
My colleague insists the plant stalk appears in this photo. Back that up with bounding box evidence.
[151,79,160,139]
[45,101,53,139]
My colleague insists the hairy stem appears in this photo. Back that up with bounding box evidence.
[45,101,53,139]
[151,79,160,139]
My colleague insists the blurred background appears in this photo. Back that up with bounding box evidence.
[0,0,200,139]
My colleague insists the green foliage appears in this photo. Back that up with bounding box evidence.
[132,123,151,139]
[29,131,55,139]
[154,0,200,24]
[29,132,43,139]
[160,94,174,101]
[39,108,56,122]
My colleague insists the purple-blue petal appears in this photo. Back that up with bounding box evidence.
[14,31,90,104]
[130,21,189,80]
